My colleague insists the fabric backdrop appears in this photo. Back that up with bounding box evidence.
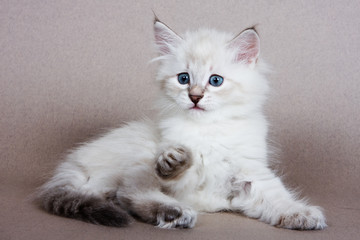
[1,1,359,239]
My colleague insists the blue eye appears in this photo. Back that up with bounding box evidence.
[178,73,190,85]
[209,75,224,87]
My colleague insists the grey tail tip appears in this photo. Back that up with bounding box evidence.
[38,189,131,227]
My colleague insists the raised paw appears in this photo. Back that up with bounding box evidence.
[277,206,327,230]
[156,146,192,180]
[156,205,197,229]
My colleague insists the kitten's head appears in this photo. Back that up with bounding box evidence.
[153,20,268,120]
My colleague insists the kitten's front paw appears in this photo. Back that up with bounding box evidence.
[156,205,197,229]
[156,146,192,180]
[277,206,327,230]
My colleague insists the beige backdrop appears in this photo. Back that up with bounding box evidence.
[1,1,359,239]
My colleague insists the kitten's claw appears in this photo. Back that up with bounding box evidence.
[156,146,192,180]
[276,206,327,230]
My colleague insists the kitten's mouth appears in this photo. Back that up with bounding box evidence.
[190,106,205,111]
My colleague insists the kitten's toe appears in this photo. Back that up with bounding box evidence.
[174,208,197,228]
[156,205,197,229]
[156,146,192,180]
[163,146,189,165]
[277,206,327,230]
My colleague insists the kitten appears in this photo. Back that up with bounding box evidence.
[37,19,327,230]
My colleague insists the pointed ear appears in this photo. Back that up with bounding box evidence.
[154,20,182,55]
[229,28,260,66]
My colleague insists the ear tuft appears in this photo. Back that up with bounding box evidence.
[229,28,260,66]
[152,10,160,24]
[154,20,182,56]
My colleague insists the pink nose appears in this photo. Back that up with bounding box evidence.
[189,86,204,104]
[189,94,203,104]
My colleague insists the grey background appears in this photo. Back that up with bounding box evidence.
[1,1,359,239]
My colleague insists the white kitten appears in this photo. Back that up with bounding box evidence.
[37,19,326,230]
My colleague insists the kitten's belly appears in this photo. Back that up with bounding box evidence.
[161,120,267,212]
[173,147,237,212]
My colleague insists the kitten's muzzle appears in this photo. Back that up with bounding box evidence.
[189,86,204,105]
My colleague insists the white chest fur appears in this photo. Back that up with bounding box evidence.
[157,114,269,211]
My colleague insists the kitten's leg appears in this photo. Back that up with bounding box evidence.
[155,145,193,180]
[230,173,326,230]
[117,190,197,229]
[118,145,196,228]
[119,145,196,228]
[37,161,131,227]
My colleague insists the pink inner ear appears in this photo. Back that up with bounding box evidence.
[230,30,260,64]
[155,29,171,54]
[154,22,181,55]
[235,41,259,64]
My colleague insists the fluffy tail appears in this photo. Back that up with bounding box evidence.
[37,187,131,227]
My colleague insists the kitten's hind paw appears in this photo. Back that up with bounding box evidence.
[156,146,192,180]
[276,206,327,230]
[156,205,197,229]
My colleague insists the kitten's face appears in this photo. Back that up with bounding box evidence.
[154,21,267,119]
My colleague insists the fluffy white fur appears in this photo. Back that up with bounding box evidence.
[38,20,326,230]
